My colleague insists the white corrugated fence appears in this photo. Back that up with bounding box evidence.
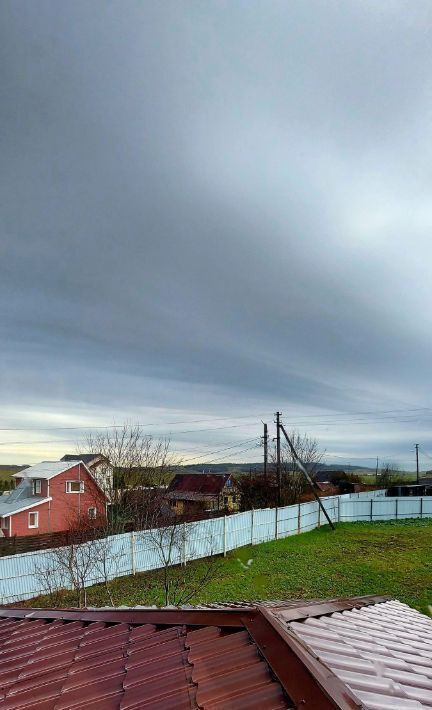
[1,489,431,604]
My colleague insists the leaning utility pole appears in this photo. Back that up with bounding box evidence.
[415,444,419,484]
[263,422,268,478]
[275,412,281,505]
[278,421,335,530]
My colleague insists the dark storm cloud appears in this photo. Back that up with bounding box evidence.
[1,1,432,463]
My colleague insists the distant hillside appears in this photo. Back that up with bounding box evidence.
[181,462,378,475]
[0,465,26,484]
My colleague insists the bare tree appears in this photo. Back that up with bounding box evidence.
[34,508,120,608]
[145,517,220,606]
[274,430,324,505]
[378,462,399,488]
[83,424,179,533]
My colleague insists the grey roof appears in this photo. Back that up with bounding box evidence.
[0,479,50,517]
[288,599,432,709]
[61,453,105,465]
[12,460,79,480]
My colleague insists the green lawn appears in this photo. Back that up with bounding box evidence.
[25,519,432,614]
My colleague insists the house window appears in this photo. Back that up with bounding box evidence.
[28,511,39,529]
[66,481,84,493]
[88,507,97,520]
[224,496,229,505]
[32,480,41,495]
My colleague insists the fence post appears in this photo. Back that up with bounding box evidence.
[251,509,254,546]
[298,504,301,534]
[130,531,136,576]
[223,515,227,557]
[395,498,398,520]
[182,528,187,567]
[420,497,423,519]
[337,497,341,523]
[370,499,373,521]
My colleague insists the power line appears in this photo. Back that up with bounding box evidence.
[198,443,261,465]
[0,422,263,447]
[181,438,259,465]
[0,413,272,433]
[1,406,430,434]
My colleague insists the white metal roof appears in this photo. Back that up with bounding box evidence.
[290,599,432,709]
[12,460,83,480]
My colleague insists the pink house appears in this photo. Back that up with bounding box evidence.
[0,461,107,537]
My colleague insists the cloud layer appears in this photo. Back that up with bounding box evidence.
[2,1,432,467]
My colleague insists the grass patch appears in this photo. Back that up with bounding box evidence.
[24,519,432,613]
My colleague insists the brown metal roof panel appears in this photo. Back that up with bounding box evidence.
[68,647,125,675]
[120,669,194,709]
[60,658,126,692]
[187,629,250,661]
[204,682,290,709]
[191,644,260,681]
[195,663,274,707]
[32,638,83,661]
[78,623,130,646]
[185,625,222,643]
[17,651,76,680]
[124,652,189,686]
[74,634,128,661]
[126,636,186,667]
[6,628,51,647]
[3,678,64,709]
[6,667,69,697]
[54,676,125,710]
[127,625,183,649]
[69,695,123,710]
[35,631,85,653]
[121,685,195,710]
[0,657,33,681]
[0,669,22,692]
[128,623,156,640]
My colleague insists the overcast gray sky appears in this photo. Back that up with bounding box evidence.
[1,1,432,468]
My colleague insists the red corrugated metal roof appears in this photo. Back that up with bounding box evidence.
[1,596,428,709]
[0,613,289,709]
[167,473,231,496]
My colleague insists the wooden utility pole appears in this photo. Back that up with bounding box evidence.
[375,456,379,485]
[263,422,268,478]
[415,444,419,484]
[275,412,281,505]
[279,422,335,530]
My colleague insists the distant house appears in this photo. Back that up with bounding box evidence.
[61,453,113,497]
[0,461,107,537]
[166,473,240,515]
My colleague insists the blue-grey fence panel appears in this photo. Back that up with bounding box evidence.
[276,504,299,538]
[227,511,253,552]
[339,499,370,522]
[299,501,319,533]
[0,490,429,604]
[421,498,432,517]
[186,517,224,561]
[253,508,277,544]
